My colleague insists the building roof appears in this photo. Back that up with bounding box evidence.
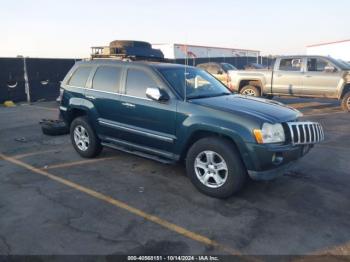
[153,43,260,52]
[307,39,350,48]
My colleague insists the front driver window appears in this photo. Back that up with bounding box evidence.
[307,58,334,72]
[126,69,159,99]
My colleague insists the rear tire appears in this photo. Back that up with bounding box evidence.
[240,85,261,96]
[341,91,350,112]
[70,116,102,158]
[186,137,247,198]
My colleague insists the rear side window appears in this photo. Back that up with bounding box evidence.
[68,67,92,87]
[125,69,157,98]
[92,66,122,93]
[279,58,302,71]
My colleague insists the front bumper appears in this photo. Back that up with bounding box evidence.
[248,161,295,180]
[245,143,313,181]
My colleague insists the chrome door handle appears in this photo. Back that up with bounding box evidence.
[305,75,312,78]
[122,102,135,108]
[86,95,95,100]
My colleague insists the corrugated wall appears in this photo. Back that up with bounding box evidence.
[0,56,273,103]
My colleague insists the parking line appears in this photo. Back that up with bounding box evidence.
[292,242,350,261]
[312,242,350,255]
[42,157,117,170]
[12,149,61,159]
[0,152,249,257]
[27,105,58,112]
[303,111,346,117]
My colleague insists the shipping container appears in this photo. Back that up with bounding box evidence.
[152,43,260,61]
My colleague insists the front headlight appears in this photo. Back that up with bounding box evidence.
[253,123,285,144]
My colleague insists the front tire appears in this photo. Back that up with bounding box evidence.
[240,85,261,96]
[186,137,247,198]
[70,116,102,158]
[341,91,350,112]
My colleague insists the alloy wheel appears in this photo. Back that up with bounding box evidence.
[194,150,228,188]
[73,125,90,151]
[242,89,256,96]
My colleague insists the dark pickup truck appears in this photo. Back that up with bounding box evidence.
[59,60,324,198]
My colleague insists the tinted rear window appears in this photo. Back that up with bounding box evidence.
[125,69,157,98]
[69,67,92,87]
[92,66,122,93]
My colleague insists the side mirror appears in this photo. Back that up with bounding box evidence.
[146,87,169,102]
[217,69,224,75]
[325,66,336,72]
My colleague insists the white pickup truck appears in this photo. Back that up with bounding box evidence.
[229,56,350,111]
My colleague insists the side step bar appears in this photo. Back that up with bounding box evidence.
[101,138,178,165]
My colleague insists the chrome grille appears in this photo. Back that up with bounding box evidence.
[287,122,324,145]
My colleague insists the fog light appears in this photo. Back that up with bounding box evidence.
[272,152,283,165]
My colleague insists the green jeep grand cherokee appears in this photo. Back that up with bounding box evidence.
[59,59,324,198]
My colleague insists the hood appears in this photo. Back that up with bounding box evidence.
[190,94,302,123]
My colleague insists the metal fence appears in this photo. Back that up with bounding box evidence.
[0,58,77,103]
[0,56,273,103]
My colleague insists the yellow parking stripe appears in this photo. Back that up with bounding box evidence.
[292,243,350,261]
[303,111,346,117]
[12,149,60,159]
[42,157,116,170]
[313,242,350,255]
[28,105,58,111]
[0,152,247,257]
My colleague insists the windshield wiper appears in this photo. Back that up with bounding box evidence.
[187,92,231,100]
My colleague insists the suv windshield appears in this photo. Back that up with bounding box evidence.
[158,67,231,100]
[221,63,237,71]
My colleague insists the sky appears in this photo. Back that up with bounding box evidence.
[1,0,349,58]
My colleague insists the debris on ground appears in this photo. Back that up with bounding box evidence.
[15,137,27,143]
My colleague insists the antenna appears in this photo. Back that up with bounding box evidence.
[180,43,188,101]
[185,44,187,101]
